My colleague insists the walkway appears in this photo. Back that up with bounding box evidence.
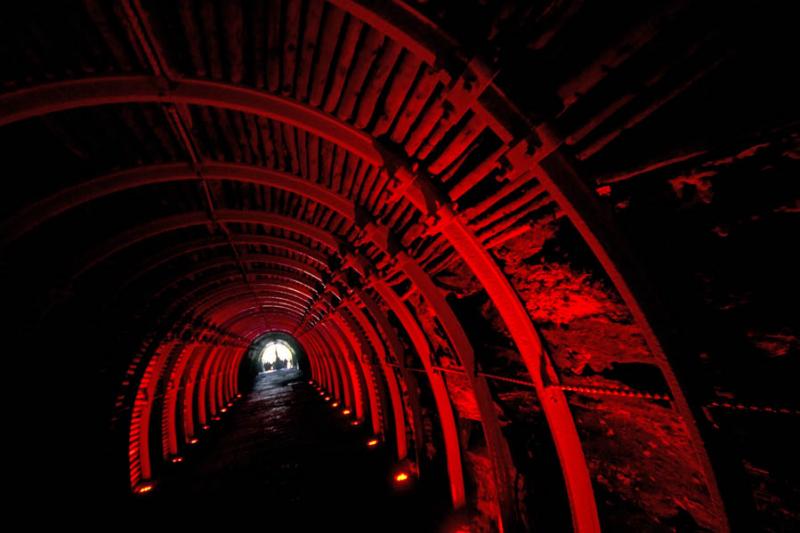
[140,369,449,530]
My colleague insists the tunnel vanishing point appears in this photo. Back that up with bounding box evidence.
[1,1,797,531]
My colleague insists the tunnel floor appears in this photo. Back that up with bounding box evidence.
[138,369,452,530]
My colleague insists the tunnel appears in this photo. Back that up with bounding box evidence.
[1,1,797,531]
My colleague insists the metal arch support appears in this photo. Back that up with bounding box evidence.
[183,253,326,283]
[173,288,310,328]
[160,272,319,317]
[181,344,213,440]
[0,73,601,523]
[536,149,728,529]
[0,76,383,165]
[343,300,408,460]
[394,252,521,530]
[151,258,323,297]
[370,278,466,509]
[218,309,303,337]
[432,207,601,531]
[201,295,310,322]
[315,322,357,411]
[150,258,322,297]
[212,305,306,328]
[333,309,387,440]
[0,161,357,245]
[165,343,200,452]
[198,293,311,321]
[2,154,520,525]
[353,288,426,473]
[74,210,340,280]
[325,316,371,424]
[178,289,316,328]
[181,285,314,317]
[306,328,344,402]
[304,334,336,397]
[118,235,331,293]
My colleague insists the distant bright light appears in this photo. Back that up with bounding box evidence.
[394,472,409,483]
[260,341,294,369]
[136,483,154,494]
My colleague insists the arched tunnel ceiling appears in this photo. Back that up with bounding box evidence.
[1,1,797,531]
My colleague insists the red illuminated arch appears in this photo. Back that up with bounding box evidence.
[0,4,736,526]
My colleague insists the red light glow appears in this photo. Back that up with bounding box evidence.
[189,438,199,444]
[202,425,210,431]
[350,420,360,426]
[342,409,351,415]
[394,472,409,483]
[331,402,339,407]
[324,396,331,401]
[367,439,379,447]
[171,457,183,463]
[220,408,227,413]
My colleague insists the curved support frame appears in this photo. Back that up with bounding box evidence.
[370,278,466,509]
[333,310,385,439]
[344,301,408,459]
[0,77,606,528]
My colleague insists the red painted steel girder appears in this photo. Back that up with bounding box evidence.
[162,269,319,303]
[1,155,516,518]
[211,300,307,323]
[219,309,302,337]
[149,267,321,309]
[342,301,408,460]
[189,288,316,321]
[0,75,606,527]
[118,234,330,292]
[200,292,311,320]
[395,252,519,527]
[0,162,356,245]
[370,277,466,508]
[0,76,383,165]
[161,277,318,325]
[147,254,324,291]
[176,283,316,317]
[75,210,340,280]
[315,321,357,410]
[159,275,319,323]
[351,287,426,474]
[321,318,366,420]
[333,310,384,436]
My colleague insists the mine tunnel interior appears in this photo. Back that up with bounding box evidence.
[1,1,797,531]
